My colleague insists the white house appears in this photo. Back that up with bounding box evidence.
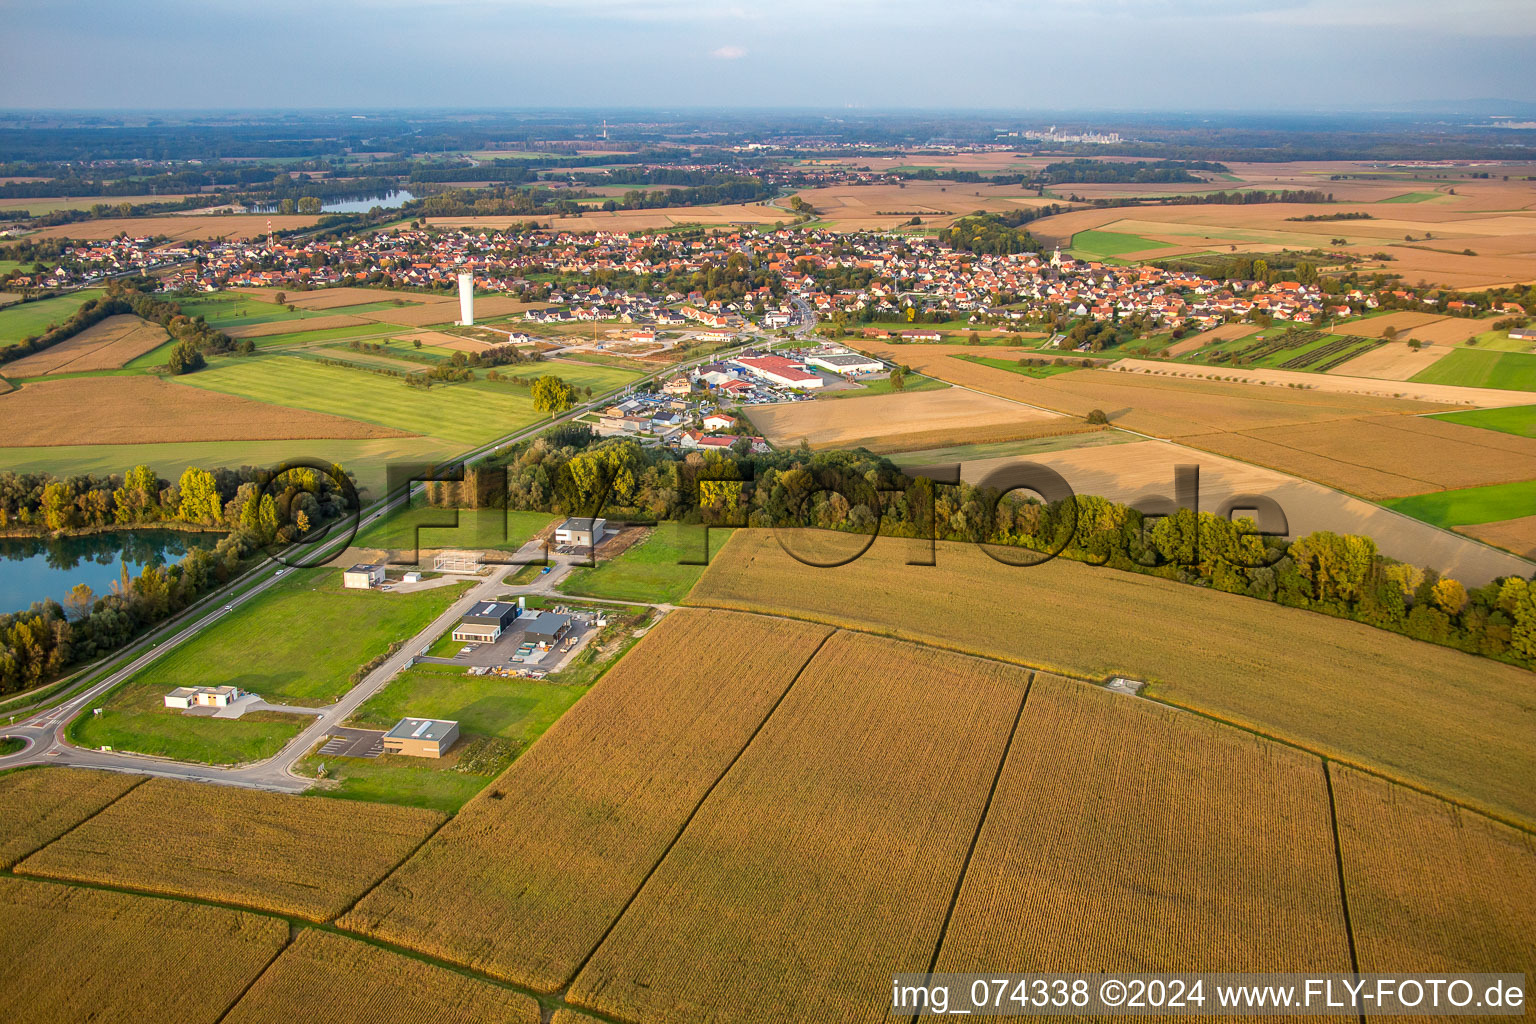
[342,564,385,590]
[555,517,608,548]
[703,412,737,431]
[164,685,245,709]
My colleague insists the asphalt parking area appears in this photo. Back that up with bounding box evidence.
[318,727,386,758]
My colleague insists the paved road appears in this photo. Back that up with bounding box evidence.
[0,324,797,788]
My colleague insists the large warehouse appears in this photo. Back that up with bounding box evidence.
[452,600,519,643]
[733,355,824,389]
[805,352,884,376]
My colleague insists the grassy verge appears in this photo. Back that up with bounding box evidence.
[1382,480,1536,529]
[560,525,732,604]
[1429,405,1536,439]
[954,353,1085,379]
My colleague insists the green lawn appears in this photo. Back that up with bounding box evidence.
[178,293,329,329]
[68,567,473,764]
[348,663,587,741]
[177,355,549,444]
[1380,192,1442,204]
[560,525,733,604]
[353,505,553,554]
[953,353,1083,379]
[1068,229,1173,259]
[815,374,948,400]
[294,752,488,813]
[1410,348,1536,391]
[240,323,397,347]
[0,289,107,345]
[1430,405,1536,439]
[0,435,455,507]
[496,359,645,395]
[1383,480,1536,528]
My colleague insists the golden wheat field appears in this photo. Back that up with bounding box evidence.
[1327,340,1454,380]
[0,767,143,869]
[0,876,288,1024]
[1167,321,1261,356]
[934,676,1351,978]
[686,531,1536,827]
[1330,766,1536,983]
[339,609,836,990]
[569,632,1028,1024]
[1182,414,1536,498]
[223,929,540,1024]
[744,387,1067,451]
[550,1011,606,1024]
[16,778,444,920]
[0,375,411,446]
[1459,514,1536,559]
[1,314,169,375]
[1107,357,1528,409]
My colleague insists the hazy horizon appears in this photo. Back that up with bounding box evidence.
[3,0,1532,112]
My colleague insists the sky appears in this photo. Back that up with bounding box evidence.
[2,0,1533,112]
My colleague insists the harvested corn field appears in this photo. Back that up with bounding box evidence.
[0,767,142,869]
[934,676,1350,974]
[223,929,540,1024]
[1330,765,1536,979]
[569,632,1028,1023]
[1,314,168,375]
[16,777,444,920]
[339,609,836,990]
[0,375,413,446]
[745,387,1071,452]
[1327,340,1455,380]
[0,876,289,1024]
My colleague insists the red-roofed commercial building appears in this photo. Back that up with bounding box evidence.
[733,355,824,389]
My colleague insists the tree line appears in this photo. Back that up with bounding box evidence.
[0,463,355,694]
[426,430,1536,674]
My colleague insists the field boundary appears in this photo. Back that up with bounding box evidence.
[924,674,1033,978]
[210,922,296,1024]
[680,598,1536,838]
[328,813,452,924]
[1322,761,1367,1024]
[9,772,148,867]
[558,626,836,998]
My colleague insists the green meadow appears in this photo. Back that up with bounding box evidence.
[1410,349,1536,391]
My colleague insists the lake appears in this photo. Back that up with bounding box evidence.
[0,530,224,615]
[246,190,416,214]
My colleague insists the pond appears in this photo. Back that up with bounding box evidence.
[0,530,224,615]
[245,190,416,214]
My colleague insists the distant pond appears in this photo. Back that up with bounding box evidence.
[0,530,224,614]
[245,190,416,214]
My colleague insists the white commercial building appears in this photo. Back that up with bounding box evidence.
[806,352,884,376]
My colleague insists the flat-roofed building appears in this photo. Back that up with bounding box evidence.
[342,564,385,589]
[554,517,608,548]
[520,611,573,647]
[452,600,519,643]
[164,685,244,709]
[383,717,460,758]
[806,352,884,375]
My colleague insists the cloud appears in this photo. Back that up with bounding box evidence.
[711,44,748,59]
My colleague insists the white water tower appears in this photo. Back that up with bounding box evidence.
[457,272,474,326]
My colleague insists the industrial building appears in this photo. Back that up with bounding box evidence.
[733,355,824,389]
[555,517,608,548]
[805,351,884,376]
[434,549,483,574]
[342,564,385,589]
[520,611,573,646]
[452,600,520,643]
[384,717,460,758]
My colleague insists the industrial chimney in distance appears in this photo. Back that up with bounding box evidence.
[457,272,474,326]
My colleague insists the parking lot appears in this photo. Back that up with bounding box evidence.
[417,607,604,676]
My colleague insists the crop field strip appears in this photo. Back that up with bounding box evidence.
[931,677,1354,981]
[0,876,290,1024]
[221,929,541,1024]
[686,531,1536,829]
[0,766,145,869]
[1329,764,1536,998]
[338,608,838,990]
[15,777,446,921]
[567,632,1031,1023]
[0,313,169,375]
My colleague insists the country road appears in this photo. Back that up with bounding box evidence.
[0,308,818,788]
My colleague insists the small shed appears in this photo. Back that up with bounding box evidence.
[383,718,460,758]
